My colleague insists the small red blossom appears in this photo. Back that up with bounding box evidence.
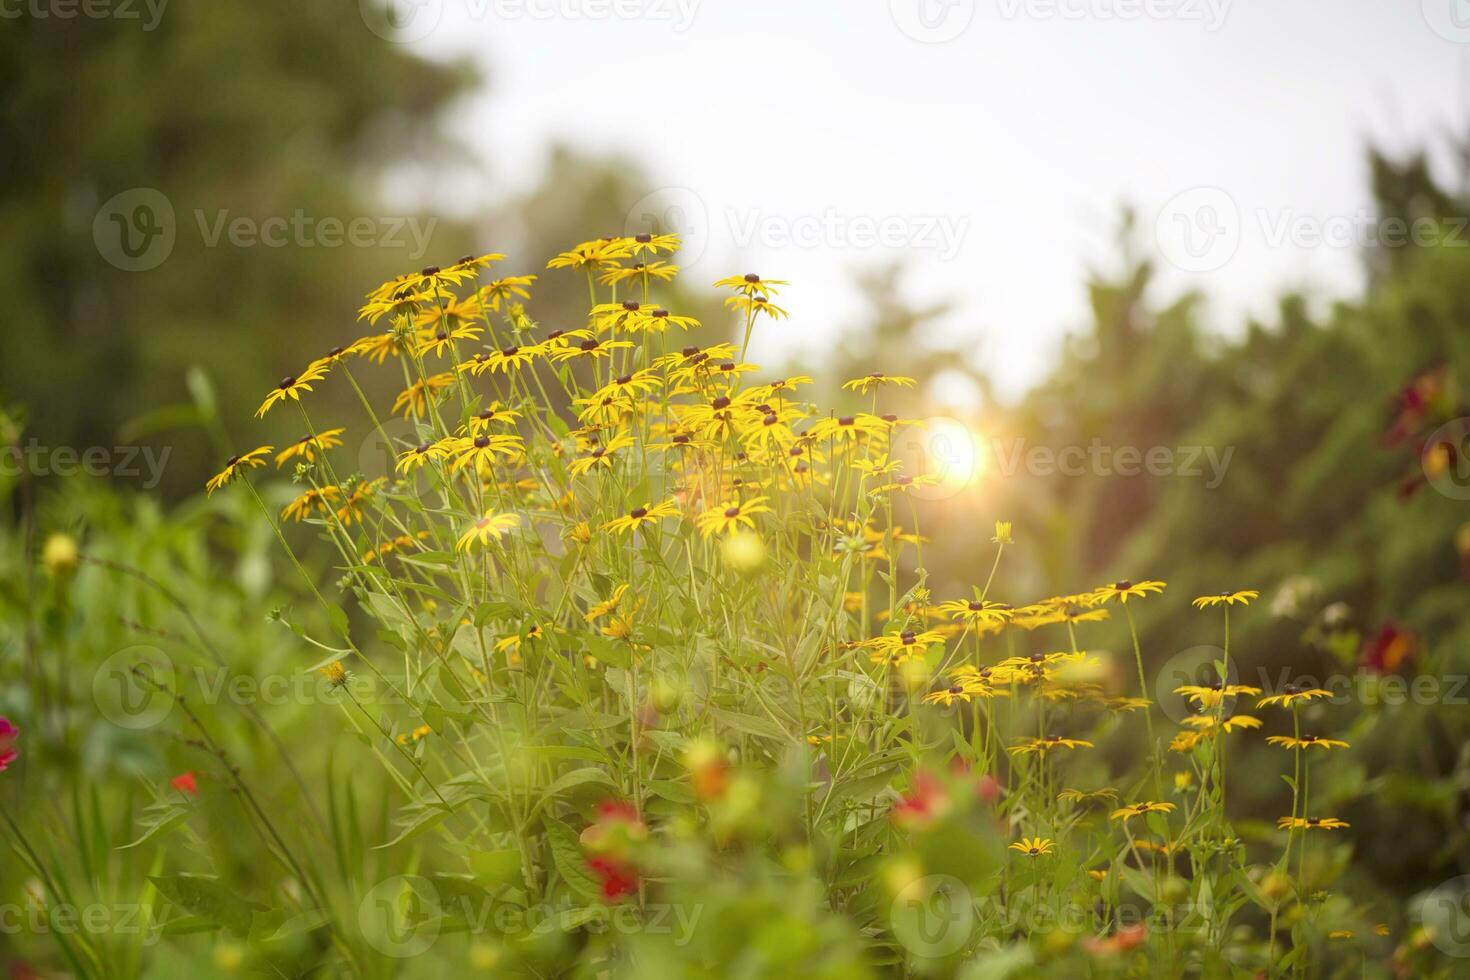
[0,717,18,773]
[585,855,639,901]
[892,771,949,829]
[1084,923,1147,956]
[1360,622,1420,675]
[170,772,198,796]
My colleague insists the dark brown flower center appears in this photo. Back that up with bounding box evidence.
[278,376,295,390]
[744,273,759,283]
[712,396,731,410]
[838,416,855,426]
[723,506,740,518]
[474,436,490,449]
[630,507,648,519]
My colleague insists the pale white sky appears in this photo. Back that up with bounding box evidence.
[374,0,1470,399]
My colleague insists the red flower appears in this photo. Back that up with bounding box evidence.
[0,717,18,773]
[585,855,639,901]
[1360,622,1420,675]
[580,799,646,903]
[170,772,198,796]
[891,771,949,829]
[1084,923,1147,956]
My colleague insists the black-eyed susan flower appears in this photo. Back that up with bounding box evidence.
[275,429,345,467]
[281,486,341,523]
[392,372,456,418]
[841,373,917,395]
[934,598,1014,627]
[1192,590,1260,608]
[396,440,448,475]
[256,363,328,418]
[478,274,537,310]
[600,499,680,536]
[462,343,544,377]
[869,474,940,496]
[1009,734,1094,755]
[1174,682,1263,710]
[455,512,520,552]
[599,261,678,288]
[1256,686,1334,709]
[462,405,522,434]
[448,433,524,474]
[1277,816,1350,830]
[1110,801,1176,821]
[808,413,887,445]
[417,323,483,358]
[1091,580,1167,604]
[866,628,947,663]
[349,329,414,364]
[694,497,771,537]
[1265,734,1349,751]
[713,272,788,297]
[567,432,635,478]
[586,584,629,623]
[413,291,485,331]
[725,294,788,320]
[1008,837,1055,856]
[624,231,680,257]
[1058,787,1119,807]
[205,447,272,495]
[547,336,632,363]
[546,238,632,271]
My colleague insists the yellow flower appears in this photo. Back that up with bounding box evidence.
[546,238,632,271]
[396,440,448,475]
[275,428,345,467]
[1277,816,1349,830]
[624,231,681,256]
[1009,735,1094,755]
[600,499,680,536]
[1174,683,1262,709]
[600,261,678,287]
[992,521,1013,546]
[841,373,917,394]
[695,497,772,537]
[395,724,432,746]
[1256,686,1334,708]
[255,363,328,418]
[1008,837,1055,856]
[586,585,629,622]
[417,322,483,357]
[392,372,456,418]
[868,474,939,496]
[461,343,544,377]
[319,661,348,688]
[455,512,520,552]
[713,272,788,297]
[724,294,788,320]
[478,274,537,310]
[281,486,341,523]
[205,447,273,495]
[1265,735,1349,751]
[1192,590,1260,608]
[1110,801,1175,821]
[1057,788,1118,807]
[1092,580,1167,604]
[448,433,524,474]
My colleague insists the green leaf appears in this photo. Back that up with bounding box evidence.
[545,818,601,903]
[531,905,604,936]
[148,875,268,937]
